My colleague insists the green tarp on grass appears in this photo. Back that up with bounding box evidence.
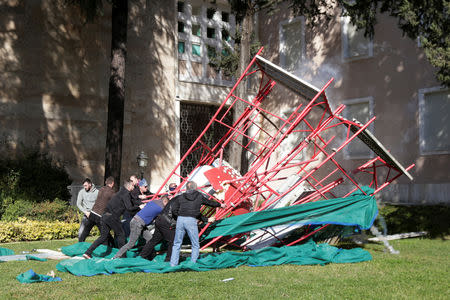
[55,187,377,276]
[16,269,62,283]
[204,186,377,240]
[26,255,47,262]
[56,240,372,276]
[60,242,138,259]
[0,247,14,256]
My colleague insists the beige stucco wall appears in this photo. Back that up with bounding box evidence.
[121,0,177,192]
[0,0,178,193]
[0,1,110,186]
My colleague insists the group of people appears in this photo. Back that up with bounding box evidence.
[76,176,225,266]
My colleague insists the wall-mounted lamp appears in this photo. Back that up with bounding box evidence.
[136,151,148,179]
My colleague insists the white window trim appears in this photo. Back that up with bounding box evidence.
[279,16,305,71]
[418,86,450,155]
[340,16,373,62]
[342,96,374,160]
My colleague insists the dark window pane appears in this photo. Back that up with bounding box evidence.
[207,45,216,58]
[178,41,185,54]
[177,1,184,13]
[207,27,215,38]
[222,12,229,22]
[192,24,201,36]
[207,8,215,19]
[222,29,230,42]
[178,21,184,33]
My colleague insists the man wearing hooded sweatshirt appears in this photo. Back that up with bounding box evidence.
[76,178,99,240]
[170,181,225,266]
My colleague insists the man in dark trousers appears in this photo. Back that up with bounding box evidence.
[122,174,140,237]
[139,195,180,262]
[113,194,168,259]
[78,176,115,244]
[123,175,152,236]
[83,180,144,259]
[169,181,226,266]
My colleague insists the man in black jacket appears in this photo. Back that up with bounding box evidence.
[139,195,179,262]
[123,175,149,237]
[169,181,225,266]
[83,180,144,259]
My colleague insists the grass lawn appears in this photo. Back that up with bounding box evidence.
[0,237,448,299]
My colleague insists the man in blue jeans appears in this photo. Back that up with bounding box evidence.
[170,181,225,266]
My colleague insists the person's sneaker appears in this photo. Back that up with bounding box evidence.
[82,254,91,259]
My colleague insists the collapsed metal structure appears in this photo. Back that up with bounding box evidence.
[149,48,414,250]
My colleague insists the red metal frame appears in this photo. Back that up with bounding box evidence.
[145,48,415,251]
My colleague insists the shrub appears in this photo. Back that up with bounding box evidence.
[1,198,79,222]
[0,217,100,243]
[0,149,72,204]
[378,204,450,238]
[0,218,79,243]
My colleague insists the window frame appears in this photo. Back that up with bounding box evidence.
[342,96,374,160]
[418,86,450,155]
[279,108,309,162]
[279,16,305,71]
[341,16,373,62]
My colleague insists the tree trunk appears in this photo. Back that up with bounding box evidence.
[104,0,128,187]
[230,12,252,174]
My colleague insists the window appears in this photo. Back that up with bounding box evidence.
[207,45,216,58]
[177,1,184,13]
[192,4,201,16]
[178,21,184,33]
[279,17,305,71]
[207,27,215,39]
[419,87,450,155]
[207,8,215,19]
[177,0,235,85]
[343,97,374,159]
[341,16,373,61]
[222,12,229,22]
[192,24,201,37]
[192,43,201,56]
[279,109,309,161]
[178,41,185,54]
[222,29,230,42]
[179,102,234,177]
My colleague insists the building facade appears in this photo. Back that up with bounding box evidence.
[0,0,448,204]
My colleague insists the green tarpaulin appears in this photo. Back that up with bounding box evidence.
[26,255,47,262]
[204,186,377,240]
[16,269,62,283]
[61,242,137,259]
[56,240,372,276]
[52,188,377,276]
[0,247,14,256]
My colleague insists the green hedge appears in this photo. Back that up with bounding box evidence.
[0,218,100,243]
[0,150,72,203]
[0,148,72,219]
[0,218,78,243]
[1,198,79,222]
[378,204,450,238]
